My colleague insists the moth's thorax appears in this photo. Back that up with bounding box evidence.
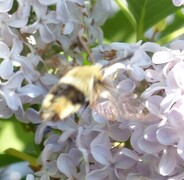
[59,65,103,98]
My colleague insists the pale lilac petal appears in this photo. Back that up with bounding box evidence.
[38,0,57,5]
[8,14,28,28]
[103,63,126,77]
[160,94,180,113]
[131,49,151,67]
[91,144,113,165]
[2,24,19,46]
[0,100,13,118]
[44,134,59,146]
[145,69,161,82]
[129,65,145,81]
[168,109,184,128]
[1,90,22,111]
[90,132,111,147]
[177,138,184,159]
[110,124,132,142]
[138,137,165,154]
[141,42,165,52]
[90,133,112,165]
[63,22,73,35]
[58,129,76,143]
[44,11,59,24]
[170,40,184,50]
[17,58,40,82]
[93,0,111,25]
[44,161,58,175]
[172,0,184,6]
[35,161,58,178]
[0,0,13,12]
[98,0,111,12]
[20,22,39,33]
[34,124,48,144]
[86,167,109,180]
[41,144,54,163]
[169,62,184,90]
[11,38,23,55]
[4,72,24,89]
[69,148,83,166]
[115,155,136,169]
[56,119,78,131]
[159,148,177,176]
[121,148,140,161]
[39,24,55,43]
[32,0,47,18]
[157,127,179,145]
[25,108,41,124]
[40,73,58,86]
[16,1,31,19]
[57,154,77,178]
[153,51,174,64]
[144,124,158,142]
[130,127,145,153]
[146,95,163,116]
[0,162,33,180]
[115,149,140,169]
[18,84,43,98]
[141,84,165,98]
[0,60,13,79]
[56,0,69,23]
[14,107,29,123]
[0,41,9,57]
[26,174,34,180]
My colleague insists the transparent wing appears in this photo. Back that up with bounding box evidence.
[94,93,150,122]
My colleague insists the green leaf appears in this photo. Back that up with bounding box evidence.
[114,0,136,29]
[0,118,35,153]
[126,0,181,40]
[102,10,136,43]
[157,11,184,44]
[0,117,40,167]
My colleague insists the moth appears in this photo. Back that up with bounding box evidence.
[40,65,109,121]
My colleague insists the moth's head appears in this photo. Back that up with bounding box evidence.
[39,94,56,121]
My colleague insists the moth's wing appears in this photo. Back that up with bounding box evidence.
[94,94,149,122]
[40,83,86,121]
[94,100,118,121]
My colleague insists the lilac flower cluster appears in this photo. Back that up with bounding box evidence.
[172,0,184,6]
[0,0,112,121]
[1,0,184,180]
[26,40,184,180]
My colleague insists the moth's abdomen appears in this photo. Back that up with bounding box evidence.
[51,84,86,104]
[40,84,86,121]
